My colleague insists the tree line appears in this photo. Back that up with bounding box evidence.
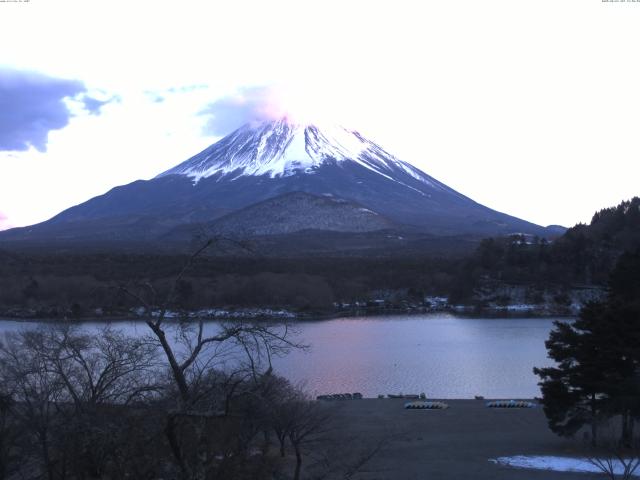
[449,197,640,303]
[0,253,458,317]
[0,197,637,316]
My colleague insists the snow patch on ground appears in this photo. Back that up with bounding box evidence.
[490,455,640,476]
[136,307,296,320]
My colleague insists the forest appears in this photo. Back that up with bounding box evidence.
[0,197,638,319]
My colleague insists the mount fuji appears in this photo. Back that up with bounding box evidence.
[0,117,559,253]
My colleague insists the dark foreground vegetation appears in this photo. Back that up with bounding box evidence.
[534,249,640,478]
[0,317,384,479]
[0,197,638,319]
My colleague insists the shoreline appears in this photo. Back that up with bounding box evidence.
[0,306,576,323]
[317,397,540,402]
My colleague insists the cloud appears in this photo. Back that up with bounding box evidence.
[81,93,121,115]
[0,68,86,152]
[199,86,277,136]
[167,84,208,94]
[0,211,10,231]
[197,84,352,136]
[144,84,209,105]
[145,91,166,103]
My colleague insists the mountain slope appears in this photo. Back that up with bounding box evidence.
[206,191,395,236]
[0,117,557,251]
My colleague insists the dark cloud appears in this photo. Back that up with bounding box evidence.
[199,86,273,136]
[81,94,121,115]
[0,68,87,152]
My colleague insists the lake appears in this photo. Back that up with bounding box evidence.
[0,313,563,399]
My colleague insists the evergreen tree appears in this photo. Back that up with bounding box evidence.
[534,301,611,445]
[604,250,640,446]
[534,249,640,446]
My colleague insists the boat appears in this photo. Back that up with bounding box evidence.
[404,401,449,410]
[388,393,420,399]
[486,400,536,408]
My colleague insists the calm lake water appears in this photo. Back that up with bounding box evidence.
[0,314,563,399]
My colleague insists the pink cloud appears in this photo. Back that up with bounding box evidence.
[199,84,336,137]
[199,86,282,136]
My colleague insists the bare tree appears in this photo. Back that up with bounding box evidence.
[0,326,161,480]
[284,395,334,480]
[119,239,303,409]
[0,332,68,480]
[118,238,307,480]
[0,392,19,480]
[587,420,640,480]
[22,325,159,409]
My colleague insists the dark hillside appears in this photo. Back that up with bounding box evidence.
[450,197,640,302]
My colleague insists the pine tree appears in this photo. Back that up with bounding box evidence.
[534,249,640,446]
[534,302,611,445]
[604,250,640,446]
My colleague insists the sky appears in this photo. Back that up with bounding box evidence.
[0,0,639,231]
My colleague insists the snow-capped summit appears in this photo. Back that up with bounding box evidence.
[158,118,446,191]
